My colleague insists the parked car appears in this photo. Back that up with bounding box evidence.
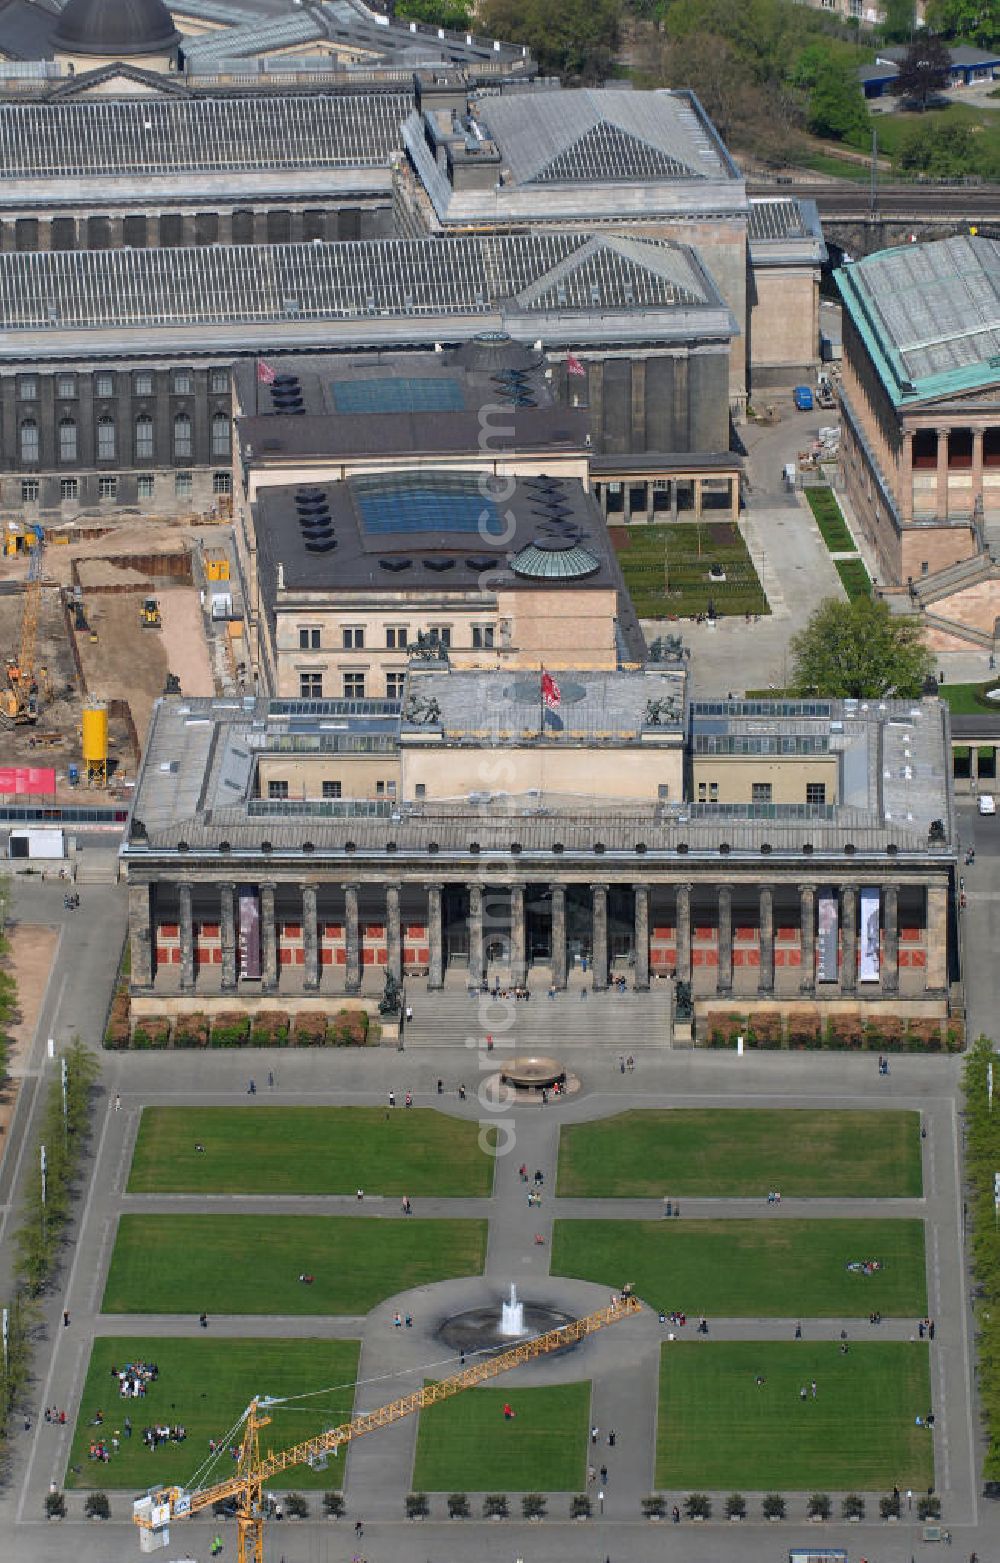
[793,385,814,411]
[978,794,996,815]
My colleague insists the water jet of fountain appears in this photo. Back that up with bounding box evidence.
[499,1282,525,1337]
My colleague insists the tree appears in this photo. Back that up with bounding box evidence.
[478,0,623,82]
[892,34,952,109]
[897,118,979,176]
[395,0,474,29]
[881,0,916,41]
[926,0,1000,48]
[807,54,870,143]
[789,596,932,699]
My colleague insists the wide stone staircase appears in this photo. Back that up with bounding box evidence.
[399,976,674,1050]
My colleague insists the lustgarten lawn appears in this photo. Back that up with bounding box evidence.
[657,1341,933,1489]
[412,1382,590,1492]
[552,1219,927,1316]
[103,1215,487,1315]
[557,1109,922,1199]
[66,1337,359,1490]
[128,1106,493,1196]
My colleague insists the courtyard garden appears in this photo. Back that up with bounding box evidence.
[552,1219,927,1317]
[128,1106,494,1196]
[557,1108,922,1200]
[103,1214,488,1315]
[610,522,768,619]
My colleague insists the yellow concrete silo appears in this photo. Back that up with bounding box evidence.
[82,700,109,787]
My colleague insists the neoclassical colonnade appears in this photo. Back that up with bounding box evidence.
[129,873,949,1001]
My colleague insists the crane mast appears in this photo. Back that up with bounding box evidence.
[133,1294,641,1562]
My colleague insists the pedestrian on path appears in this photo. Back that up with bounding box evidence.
[600,1463,608,1483]
[591,1424,599,1444]
[62,1310,70,1327]
[355,1520,364,1536]
[404,1090,412,1108]
[114,1093,120,1112]
[268,1071,274,1089]
[247,1079,256,1095]
[388,1090,395,1108]
[608,1429,616,1446]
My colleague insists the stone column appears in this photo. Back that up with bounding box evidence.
[925,881,948,993]
[386,882,401,985]
[758,886,775,996]
[261,883,277,992]
[634,885,650,991]
[302,883,319,991]
[882,882,899,995]
[178,881,195,991]
[469,883,484,984]
[591,883,608,990]
[128,883,153,989]
[900,428,914,523]
[799,884,816,996]
[936,427,950,519]
[717,885,733,996]
[840,885,857,995]
[551,884,567,990]
[344,884,360,996]
[511,885,527,987]
[428,883,443,990]
[675,882,692,984]
[220,883,237,991]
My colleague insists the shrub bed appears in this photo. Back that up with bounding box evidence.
[104,991,131,1050]
[787,1008,822,1049]
[210,1012,250,1048]
[748,1013,781,1048]
[132,1017,172,1049]
[293,1012,328,1046]
[173,1013,210,1049]
[328,1009,369,1046]
[706,1012,747,1048]
[250,1012,290,1047]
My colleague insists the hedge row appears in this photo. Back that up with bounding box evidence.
[964,1037,1000,1480]
[704,1010,962,1053]
[106,1007,375,1050]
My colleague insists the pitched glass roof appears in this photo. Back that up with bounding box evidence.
[330,377,464,414]
[530,122,697,184]
[352,473,505,536]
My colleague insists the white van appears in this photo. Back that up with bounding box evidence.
[979,794,996,815]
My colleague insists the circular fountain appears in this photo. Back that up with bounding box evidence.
[438,1284,576,1355]
[493,1055,580,1099]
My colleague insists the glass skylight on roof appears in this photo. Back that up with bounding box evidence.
[330,377,464,414]
[353,474,506,536]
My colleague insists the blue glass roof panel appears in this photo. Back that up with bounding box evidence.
[331,377,465,415]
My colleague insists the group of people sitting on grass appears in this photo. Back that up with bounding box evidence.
[846,1259,883,1275]
[112,1359,159,1398]
[142,1423,186,1450]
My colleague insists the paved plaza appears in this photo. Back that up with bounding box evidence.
[0,871,992,1563]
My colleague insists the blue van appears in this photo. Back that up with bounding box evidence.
[793,385,814,411]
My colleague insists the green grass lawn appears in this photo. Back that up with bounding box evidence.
[552,1219,927,1317]
[610,521,768,619]
[103,1215,487,1315]
[556,1109,922,1199]
[656,1340,933,1489]
[872,99,1000,175]
[65,1337,359,1491]
[804,488,855,553]
[835,555,873,600]
[939,680,1000,715]
[128,1106,493,1196]
[412,1381,590,1491]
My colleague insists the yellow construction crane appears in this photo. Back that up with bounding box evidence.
[2,522,45,724]
[134,1295,640,1563]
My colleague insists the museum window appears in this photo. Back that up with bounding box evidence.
[173,369,193,395]
[60,478,77,501]
[56,374,76,400]
[99,476,117,500]
[213,472,232,496]
[137,475,155,499]
[385,672,405,699]
[386,626,408,649]
[18,377,36,402]
[95,373,114,400]
[322,780,342,799]
[58,417,77,463]
[19,419,39,463]
[173,413,192,460]
[268,780,289,800]
[343,672,365,699]
[175,472,193,499]
[472,624,495,649]
[751,782,773,804]
[806,782,827,805]
[342,626,365,649]
[20,479,38,502]
[211,411,230,458]
[210,369,229,394]
[299,672,323,698]
[96,415,116,461]
[429,626,451,648]
[134,371,153,397]
[135,415,154,461]
[299,627,321,649]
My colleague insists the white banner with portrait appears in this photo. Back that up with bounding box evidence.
[859,887,881,983]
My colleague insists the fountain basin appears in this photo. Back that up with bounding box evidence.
[438,1300,576,1355]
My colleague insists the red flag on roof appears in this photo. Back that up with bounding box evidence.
[566,353,586,377]
[257,360,277,385]
[541,670,561,709]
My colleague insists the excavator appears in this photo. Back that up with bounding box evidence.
[1,522,45,724]
[133,1295,641,1563]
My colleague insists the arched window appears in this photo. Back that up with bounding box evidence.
[135,414,154,461]
[173,412,192,460]
[19,419,38,464]
[58,417,77,463]
[211,411,229,459]
[96,415,115,461]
